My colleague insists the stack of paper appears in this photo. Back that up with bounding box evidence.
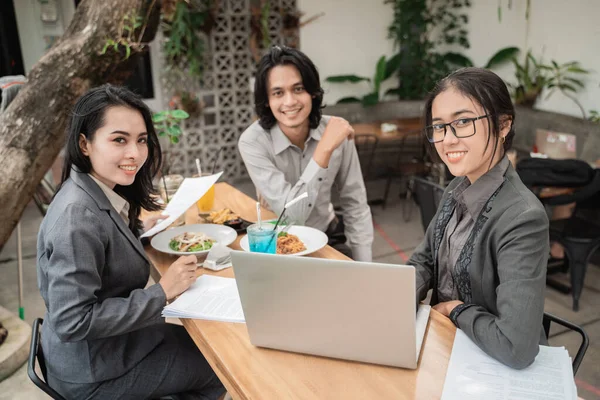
[162,275,245,323]
[442,330,577,400]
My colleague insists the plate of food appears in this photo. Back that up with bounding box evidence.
[239,225,328,256]
[151,224,237,256]
[204,208,252,234]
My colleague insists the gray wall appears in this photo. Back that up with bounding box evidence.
[513,106,600,163]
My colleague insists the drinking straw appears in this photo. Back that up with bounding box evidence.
[266,192,308,249]
[256,201,262,229]
[211,147,224,174]
[195,158,202,176]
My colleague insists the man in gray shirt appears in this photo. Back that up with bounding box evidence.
[238,46,373,261]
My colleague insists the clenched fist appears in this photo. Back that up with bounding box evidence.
[314,117,355,168]
[159,255,198,300]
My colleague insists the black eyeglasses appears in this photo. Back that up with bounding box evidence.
[424,114,491,143]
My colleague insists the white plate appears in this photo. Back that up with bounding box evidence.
[239,225,328,256]
[151,224,237,256]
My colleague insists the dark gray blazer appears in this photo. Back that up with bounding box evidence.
[409,163,549,369]
[36,170,167,383]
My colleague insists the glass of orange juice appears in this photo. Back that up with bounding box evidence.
[196,173,215,212]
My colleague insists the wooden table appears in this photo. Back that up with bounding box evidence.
[145,182,457,400]
[352,118,422,140]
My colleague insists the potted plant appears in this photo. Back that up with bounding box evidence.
[509,51,590,116]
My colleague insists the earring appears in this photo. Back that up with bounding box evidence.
[501,136,506,144]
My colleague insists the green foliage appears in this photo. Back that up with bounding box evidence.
[509,51,590,116]
[152,109,190,144]
[100,11,146,60]
[384,0,472,100]
[260,1,271,49]
[590,110,600,123]
[325,55,397,107]
[484,46,520,69]
[162,0,211,79]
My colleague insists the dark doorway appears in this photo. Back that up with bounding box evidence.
[0,0,25,77]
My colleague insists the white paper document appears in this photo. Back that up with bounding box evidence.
[141,172,223,238]
[162,275,245,323]
[441,330,577,400]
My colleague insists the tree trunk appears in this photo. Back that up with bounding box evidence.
[0,0,161,252]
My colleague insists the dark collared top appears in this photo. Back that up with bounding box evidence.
[437,156,510,302]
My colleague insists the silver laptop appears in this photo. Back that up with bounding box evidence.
[231,251,431,369]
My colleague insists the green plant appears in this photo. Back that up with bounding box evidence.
[325,55,398,107]
[441,46,520,70]
[162,0,213,79]
[385,0,472,100]
[100,3,155,59]
[497,0,531,22]
[589,110,600,123]
[260,1,271,49]
[510,51,590,116]
[152,109,190,144]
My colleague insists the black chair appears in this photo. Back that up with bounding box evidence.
[543,312,589,375]
[517,159,600,311]
[32,176,56,217]
[382,131,430,209]
[28,318,66,400]
[353,133,385,207]
[354,134,379,181]
[548,193,600,311]
[412,176,446,232]
[28,319,185,400]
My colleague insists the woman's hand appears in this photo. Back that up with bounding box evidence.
[432,300,463,317]
[143,213,169,233]
[159,255,198,301]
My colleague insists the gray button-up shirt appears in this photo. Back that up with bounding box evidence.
[437,156,510,302]
[238,116,373,261]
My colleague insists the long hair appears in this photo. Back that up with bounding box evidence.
[423,67,516,167]
[254,45,325,130]
[60,84,162,235]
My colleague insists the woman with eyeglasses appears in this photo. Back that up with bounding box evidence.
[410,67,549,369]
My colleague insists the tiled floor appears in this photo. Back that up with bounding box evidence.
[0,180,599,399]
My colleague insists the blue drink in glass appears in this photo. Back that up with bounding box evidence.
[247,223,277,254]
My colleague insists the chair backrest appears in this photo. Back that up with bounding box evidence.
[28,318,66,400]
[354,134,378,179]
[32,177,56,217]
[542,312,589,375]
[412,176,446,232]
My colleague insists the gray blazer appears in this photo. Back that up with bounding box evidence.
[409,164,549,369]
[36,170,167,383]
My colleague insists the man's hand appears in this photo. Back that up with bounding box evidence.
[313,117,355,168]
[159,255,198,301]
[432,300,464,317]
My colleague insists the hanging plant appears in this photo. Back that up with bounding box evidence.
[161,0,215,79]
[249,0,272,63]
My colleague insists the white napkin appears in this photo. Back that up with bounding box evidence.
[202,243,232,271]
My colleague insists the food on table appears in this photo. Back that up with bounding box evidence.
[277,232,307,254]
[169,232,215,252]
[207,208,240,224]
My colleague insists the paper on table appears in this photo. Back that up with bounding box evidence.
[141,172,223,238]
[441,329,577,400]
[162,275,245,323]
